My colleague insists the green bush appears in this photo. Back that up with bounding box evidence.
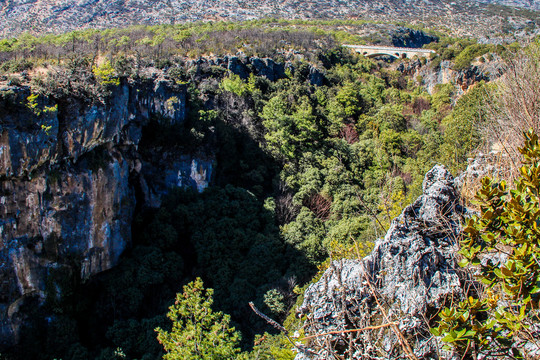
[92,59,120,86]
[220,74,248,96]
[452,44,492,70]
[431,129,540,358]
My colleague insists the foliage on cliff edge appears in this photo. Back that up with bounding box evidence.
[432,130,540,359]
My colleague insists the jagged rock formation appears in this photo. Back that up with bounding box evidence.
[296,166,469,359]
[454,151,514,189]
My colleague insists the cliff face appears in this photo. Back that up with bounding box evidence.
[397,55,505,94]
[0,54,298,348]
[296,166,470,360]
[0,75,211,348]
[0,53,294,348]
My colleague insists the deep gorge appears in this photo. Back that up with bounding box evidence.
[0,29,507,358]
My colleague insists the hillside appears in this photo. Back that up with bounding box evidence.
[479,0,540,10]
[1,14,539,359]
[0,0,540,38]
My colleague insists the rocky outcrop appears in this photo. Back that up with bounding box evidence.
[188,55,287,82]
[250,57,286,82]
[0,86,59,178]
[453,151,513,190]
[296,166,469,359]
[397,55,505,94]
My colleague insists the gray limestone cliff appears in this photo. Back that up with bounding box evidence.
[295,166,469,360]
[397,55,505,95]
[0,76,210,348]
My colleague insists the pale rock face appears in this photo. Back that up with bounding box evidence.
[167,157,213,193]
[0,155,135,344]
[398,55,505,95]
[189,159,212,192]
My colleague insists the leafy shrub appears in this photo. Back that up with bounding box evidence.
[0,59,34,73]
[26,93,41,115]
[92,59,120,86]
[431,130,540,359]
[112,55,134,77]
[220,74,248,96]
[452,44,491,70]
[264,289,286,315]
[439,81,489,171]
[431,83,455,113]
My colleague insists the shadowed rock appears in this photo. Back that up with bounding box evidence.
[0,76,206,349]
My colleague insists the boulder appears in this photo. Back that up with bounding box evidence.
[227,56,250,79]
[250,57,285,81]
[309,66,324,86]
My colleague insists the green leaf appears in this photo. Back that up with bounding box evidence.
[441,334,456,343]
[456,328,467,339]
[500,266,514,278]
[458,258,469,267]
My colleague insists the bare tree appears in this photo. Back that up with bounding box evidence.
[486,43,540,168]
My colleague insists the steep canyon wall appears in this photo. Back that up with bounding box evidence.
[0,76,211,348]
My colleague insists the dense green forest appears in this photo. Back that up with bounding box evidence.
[0,20,526,360]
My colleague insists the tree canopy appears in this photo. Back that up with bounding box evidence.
[156,278,241,360]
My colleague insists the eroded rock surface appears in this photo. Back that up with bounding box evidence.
[296,166,469,360]
[453,151,513,190]
[0,75,210,348]
[397,55,505,94]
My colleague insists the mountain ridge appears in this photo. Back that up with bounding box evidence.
[0,0,539,38]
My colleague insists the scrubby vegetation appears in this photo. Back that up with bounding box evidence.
[484,43,540,165]
[0,19,508,78]
[156,278,242,360]
[0,20,533,360]
[432,130,540,359]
